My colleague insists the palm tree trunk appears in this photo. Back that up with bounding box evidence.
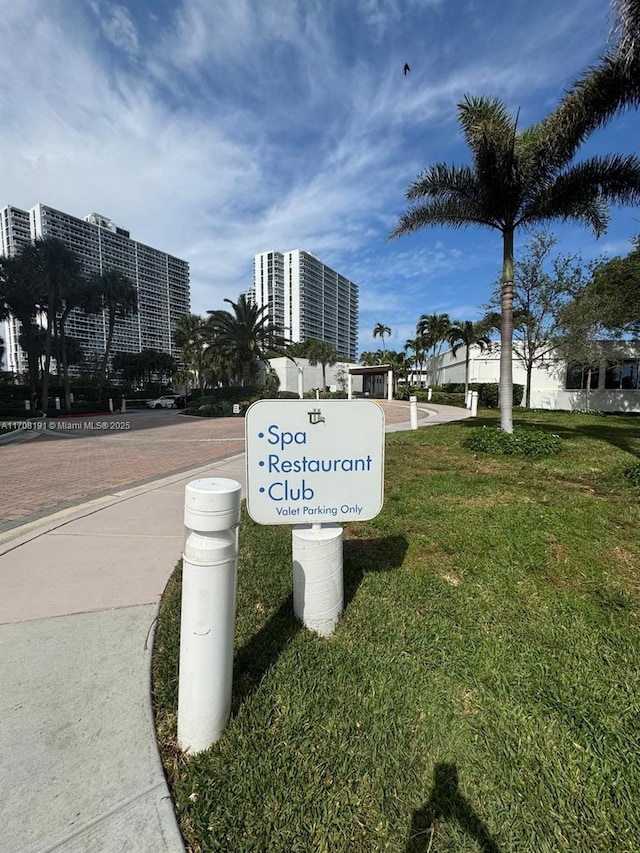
[98,314,116,403]
[500,229,515,433]
[464,347,470,397]
[41,284,55,414]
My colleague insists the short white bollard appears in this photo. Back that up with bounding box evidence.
[292,523,343,637]
[70,392,74,403]
[55,397,60,410]
[177,478,242,754]
[298,369,304,400]
[25,400,31,411]
[109,398,114,412]
[427,387,432,401]
[470,390,479,417]
[466,389,473,409]
[410,395,418,430]
[120,398,126,413]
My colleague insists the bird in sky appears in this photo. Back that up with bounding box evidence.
[403,63,410,75]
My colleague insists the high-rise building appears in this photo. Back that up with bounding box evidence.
[252,249,358,361]
[0,203,190,375]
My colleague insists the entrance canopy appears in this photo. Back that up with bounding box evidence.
[347,365,393,400]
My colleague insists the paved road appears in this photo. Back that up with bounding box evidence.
[0,401,434,534]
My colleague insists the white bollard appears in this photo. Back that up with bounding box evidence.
[177,478,242,753]
[55,397,60,410]
[120,397,126,413]
[25,400,31,411]
[466,389,473,409]
[292,523,343,637]
[347,372,353,400]
[109,398,114,412]
[298,369,304,400]
[428,387,432,401]
[70,392,74,403]
[387,370,393,400]
[410,395,418,430]
[470,390,479,417]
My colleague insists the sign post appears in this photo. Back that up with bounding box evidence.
[245,400,385,635]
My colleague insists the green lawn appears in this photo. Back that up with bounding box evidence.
[152,409,640,853]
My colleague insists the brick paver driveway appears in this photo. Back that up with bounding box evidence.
[1,401,420,534]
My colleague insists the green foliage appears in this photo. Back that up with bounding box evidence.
[429,391,467,406]
[465,425,561,456]
[622,459,640,487]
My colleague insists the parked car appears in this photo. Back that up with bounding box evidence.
[146,395,181,409]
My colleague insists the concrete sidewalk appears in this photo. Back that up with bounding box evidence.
[0,402,469,853]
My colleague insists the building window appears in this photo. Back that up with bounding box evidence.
[565,365,599,390]
[605,360,639,390]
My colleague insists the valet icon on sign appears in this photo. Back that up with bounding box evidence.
[308,408,325,425]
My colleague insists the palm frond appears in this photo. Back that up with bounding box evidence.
[521,153,640,236]
[390,199,499,239]
[541,54,640,166]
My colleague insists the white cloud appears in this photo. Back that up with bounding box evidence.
[92,2,139,56]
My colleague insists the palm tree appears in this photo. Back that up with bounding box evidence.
[372,323,391,360]
[207,294,288,386]
[306,338,339,390]
[173,313,210,391]
[445,321,491,397]
[88,269,138,400]
[385,349,412,396]
[391,96,640,433]
[1,256,39,402]
[417,312,450,386]
[17,238,83,413]
[359,350,382,366]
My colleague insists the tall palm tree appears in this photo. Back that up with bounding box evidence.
[0,254,41,403]
[173,313,210,391]
[207,294,288,386]
[417,312,450,386]
[11,238,81,412]
[446,320,491,397]
[88,269,138,400]
[372,323,391,360]
[391,96,640,433]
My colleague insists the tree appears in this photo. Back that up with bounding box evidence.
[173,313,210,390]
[417,312,451,386]
[484,232,588,407]
[554,293,608,411]
[16,238,82,413]
[391,95,640,433]
[445,320,491,396]
[385,349,412,395]
[359,350,383,366]
[372,323,391,360]
[0,254,41,403]
[588,235,640,335]
[56,274,94,409]
[89,270,138,400]
[306,338,339,390]
[207,294,288,386]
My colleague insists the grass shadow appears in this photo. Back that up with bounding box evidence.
[232,593,298,715]
[406,763,502,853]
[231,535,408,714]
[343,534,409,606]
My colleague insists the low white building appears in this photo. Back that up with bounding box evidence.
[421,341,640,413]
[267,357,363,396]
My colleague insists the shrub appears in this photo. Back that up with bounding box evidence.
[277,391,302,399]
[464,426,561,457]
[430,392,467,407]
[623,460,640,488]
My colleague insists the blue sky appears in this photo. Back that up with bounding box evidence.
[1,0,638,356]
